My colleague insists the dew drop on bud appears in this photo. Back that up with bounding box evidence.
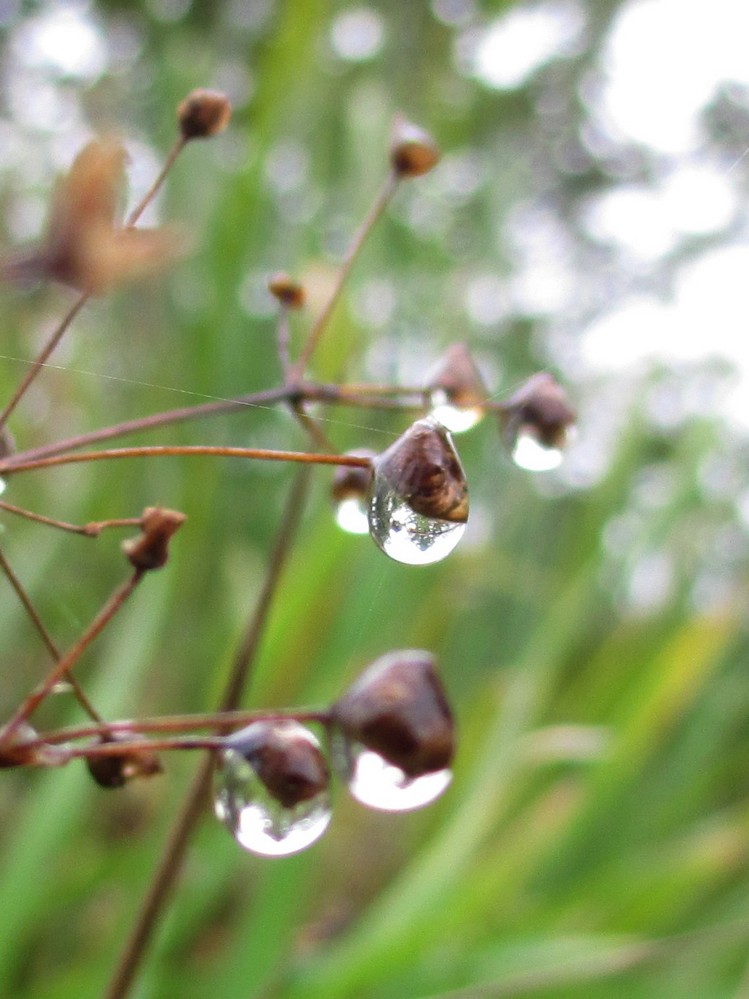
[425,343,487,434]
[337,740,452,812]
[213,720,331,857]
[368,419,468,566]
[335,496,370,535]
[511,430,564,471]
[429,389,483,434]
[0,478,7,497]
[331,451,375,536]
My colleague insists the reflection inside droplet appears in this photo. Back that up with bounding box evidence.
[368,476,466,565]
[342,743,452,812]
[511,430,564,471]
[214,746,331,857]
[335,496,370,535]
[429,390,484,434]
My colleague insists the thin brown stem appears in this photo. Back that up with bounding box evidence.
[0,546,104,723]
[0,444,372,478]
[125,137,187,228]
[0,499,140,536]
[292,170,400,377]
[102,468,311,999]
[0,292,90,431]
[0,570,143,747]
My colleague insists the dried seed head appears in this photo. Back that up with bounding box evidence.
[374,418,468,523]
[177,88,232,140]
[425,343,487,410]
[332,650,455,777]
[224,721,330,810]
[122,507,187,572]
[267,271,306,309]
[0,722,70,768]
[86,733,163,788]
[331,450,375,503]
[500,373,576,451]
[390,115,440,177]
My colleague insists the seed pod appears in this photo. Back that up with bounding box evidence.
[373,418,468,523]
[122,507,187,572]
[267,272,306,309]
[332,650,455,778]
[177,89,232,140]
[86,733,163,789]
[331,450,375,504]
[0,722,69,768]
[425,343,487,411]
[223,721,330,810]
[500,373,576,451]
[390,115,440,177]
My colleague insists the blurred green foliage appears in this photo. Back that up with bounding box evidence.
[1,2,749,998]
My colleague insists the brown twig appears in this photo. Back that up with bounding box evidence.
[102,468,311,999]
[0,499,140,536]
[0,569,144,747]
[126,137,187,228]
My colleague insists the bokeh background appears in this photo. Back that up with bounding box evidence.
[2,1,749,997]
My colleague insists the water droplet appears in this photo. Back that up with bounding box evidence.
[339,742,451,812]
[334,495,370,535]
[511,430,564,471]
[368,419,468,565]
[214,722,332,857]
[368,477,466,564]
[0,477,7,497]
[429,390,483,434]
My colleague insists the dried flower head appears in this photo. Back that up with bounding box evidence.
[3,139,182,293]
[177,89,232,140]
[223,720,330,809]
[267,271,306,309]
[332,650,455,778]
[373,418,468,523]
[86,733,163,788]
[500,373,576,451]
[122,507,187,572]
[390,115,440,177]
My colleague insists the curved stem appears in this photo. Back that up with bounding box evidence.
[0,444,372,477]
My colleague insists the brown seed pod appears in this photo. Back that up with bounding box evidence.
[390,115,440,177]
[374,419,468,523]
[332,650,455,778]
[122,507,187,572]
[500,373,576,450]
[224,721,330,810]
[331,450,375,504]
[0,722,69,768]
[177,88,232,140]
[86,733,163,789]
[267,271,306,309]
[425,343,487,410]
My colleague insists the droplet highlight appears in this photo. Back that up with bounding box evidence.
[429,389,483,434]
[511,430,564,471]
[334,495,370,535]
[339,741,452,812]
[214,722,332,857]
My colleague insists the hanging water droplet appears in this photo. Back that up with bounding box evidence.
[0,477,7,497]
[511,429,564,471]
[368,419,468,566]
[334,495,370,535]
[429,389,483,434]
[214,721,331,857]
[338,740,452,812]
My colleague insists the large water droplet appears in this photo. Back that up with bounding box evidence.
[214,724,332,857]
[511,430,564,471]
[339,741,451,812]
[368,476,466,565]
[335,495,370,535]
[429,389,483,434]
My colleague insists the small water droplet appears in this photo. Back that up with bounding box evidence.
[0,477,7,497]
[334,495,370,535]
[368,474,466,565]
[339,742,451,812]
[429,390,483,434]
[511,430,564,471]
[214,723,331,857]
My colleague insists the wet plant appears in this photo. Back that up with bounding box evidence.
[0,88,574,999]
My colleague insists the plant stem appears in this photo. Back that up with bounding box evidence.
[0,499,140,536]
[102,468,311,999]
[0,546,104,723]
[292,170,400,377]
[0,292,90,432]
[0,570,143,747]
[126,137,186,228]
[0,444,372,478]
